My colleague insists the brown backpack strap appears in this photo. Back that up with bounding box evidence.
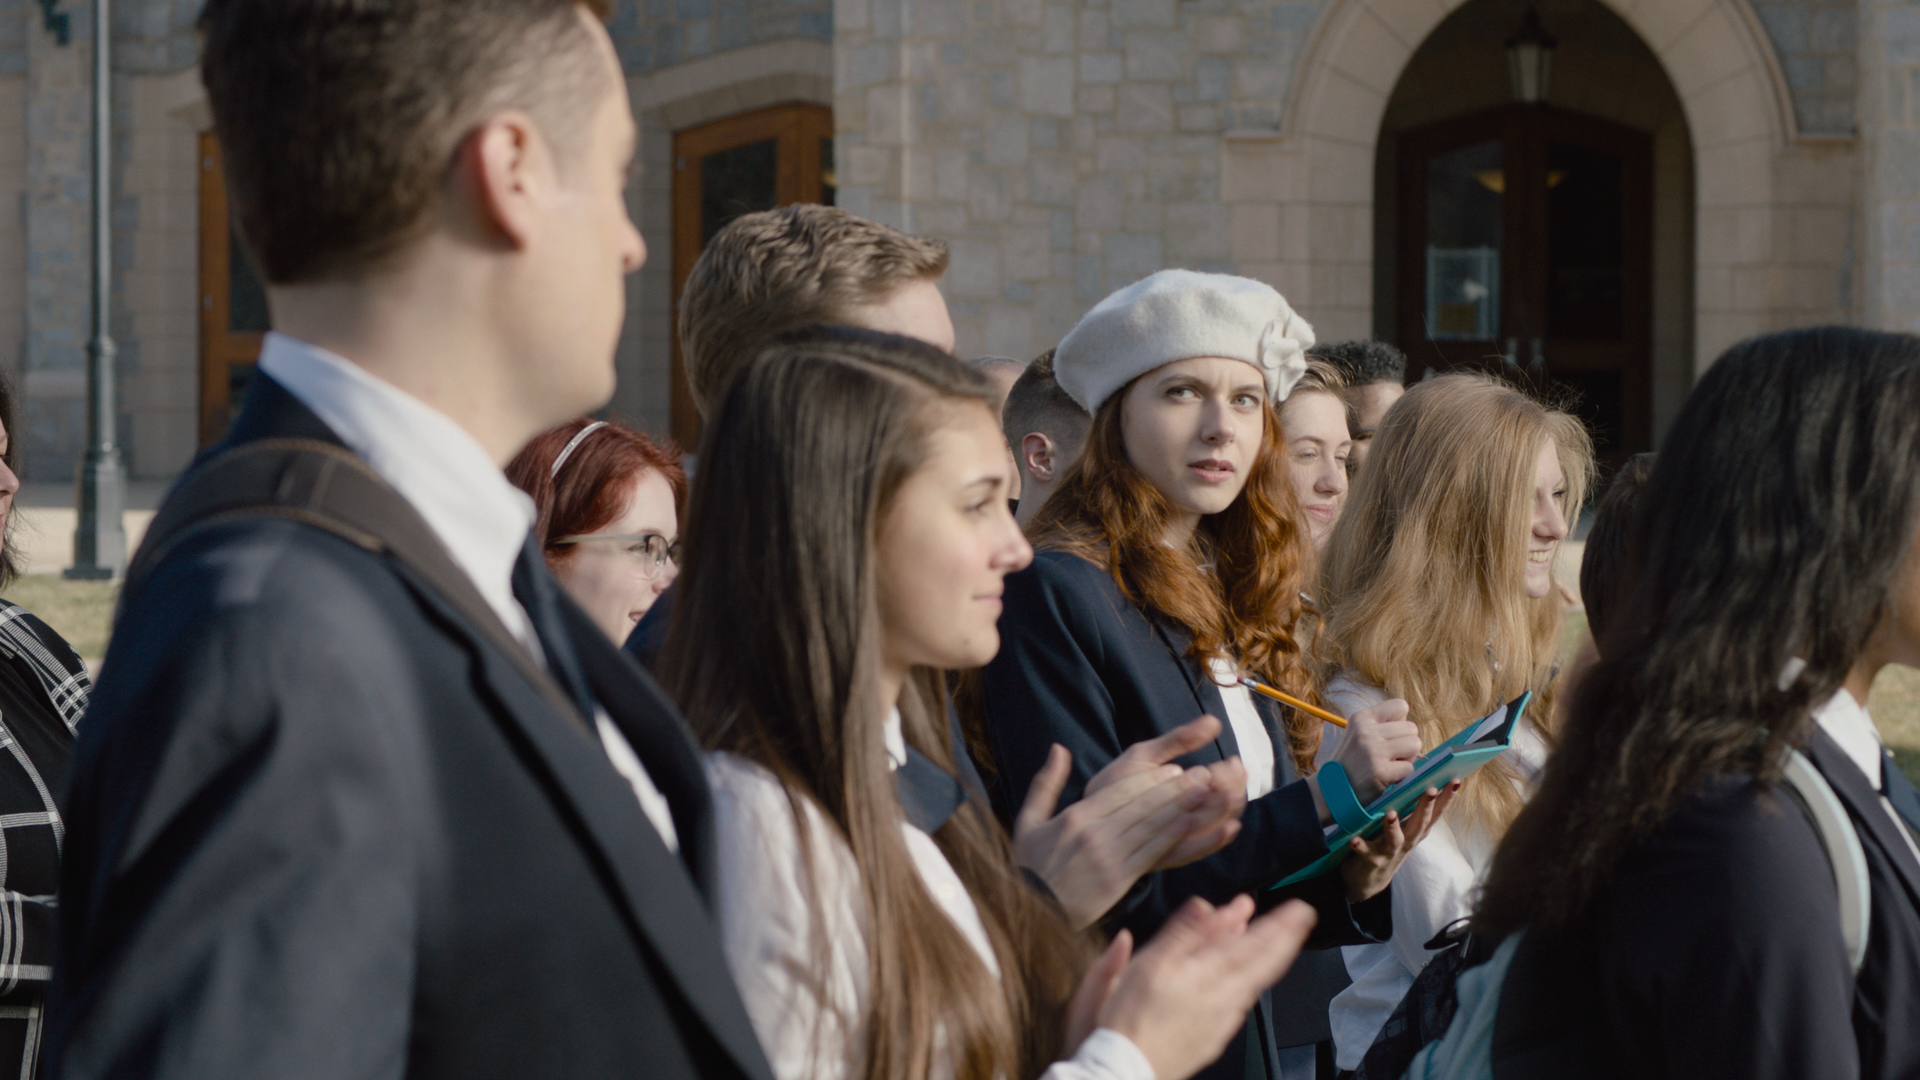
[126,438,589,734]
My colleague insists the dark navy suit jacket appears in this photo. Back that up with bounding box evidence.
[1493,728,1920,1080]
[47,377,772,1080]
[980,549,1389,1067]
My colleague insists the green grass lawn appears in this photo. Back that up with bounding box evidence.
[3,576,119,660]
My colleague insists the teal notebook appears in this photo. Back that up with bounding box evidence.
[1270,691,1533,890]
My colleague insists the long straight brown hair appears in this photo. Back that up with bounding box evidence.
[1316,373,1592,838]
[1027,371,1323,775]
[661,325,1089,1080]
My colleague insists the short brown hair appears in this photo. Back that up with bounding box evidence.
[677,205,950,417]
[506,418,687,562]
[1000,348,1089,457]
[200,0,613,284]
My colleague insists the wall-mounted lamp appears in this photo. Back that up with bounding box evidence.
[1506,7,1556,104]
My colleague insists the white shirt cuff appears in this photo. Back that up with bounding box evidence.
[1045,1027,1156,1080]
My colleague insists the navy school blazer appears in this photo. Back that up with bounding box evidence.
[1492,727,1920,1080]
[47,377,772,1080]
[979,549,1390,1061]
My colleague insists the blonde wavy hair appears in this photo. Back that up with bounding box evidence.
[1316,373,1592,837]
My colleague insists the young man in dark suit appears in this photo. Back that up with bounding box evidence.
[46,4,773,1079]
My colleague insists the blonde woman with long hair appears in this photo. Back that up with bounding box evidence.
[1311,373,1592,1071]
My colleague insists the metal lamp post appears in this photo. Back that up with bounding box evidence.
[66,0,126,580]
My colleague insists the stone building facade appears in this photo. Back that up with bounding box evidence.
[0,0,1907,480]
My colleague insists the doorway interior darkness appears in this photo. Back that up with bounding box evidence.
[1397,102,1652,471]
[668,102,834,447]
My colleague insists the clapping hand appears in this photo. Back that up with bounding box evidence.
[1013,716,1248,930]
[1061,896,1317,1080]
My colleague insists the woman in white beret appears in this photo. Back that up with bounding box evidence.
[976,270,1457,1080]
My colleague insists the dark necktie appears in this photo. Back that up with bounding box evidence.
[896,746,967,834]
[1881,748,1920,845]
[509,534,599,726]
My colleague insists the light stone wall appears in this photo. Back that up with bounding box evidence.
[116,67,203,478]
[1859,0,1920,333]
[834,0,1325,362]
[0,74,24,396]
[1751,0,1857,136]
[610,0,832,72]
[23,0,96,483]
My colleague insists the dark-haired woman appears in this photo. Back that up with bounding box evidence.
[979,271,1452,1080]
[506,418,684,644]
[0,377,93,1076]
[663,325,1320,1080]
[1474,326,1920,1080]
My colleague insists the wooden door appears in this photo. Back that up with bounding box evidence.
[1398,104,1652,470]
[198,132,270,446]
[670,102,834,446]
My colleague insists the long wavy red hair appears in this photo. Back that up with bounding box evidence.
[1027,377,1324,773]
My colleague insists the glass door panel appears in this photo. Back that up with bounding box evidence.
[1397,103,1651,471]
[699,138,779,243]
[1424,141,1503,341]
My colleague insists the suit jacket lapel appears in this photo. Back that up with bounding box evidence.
[1150,621,1238,760]
[220,381,772,1080]
[1806,728,1920,908]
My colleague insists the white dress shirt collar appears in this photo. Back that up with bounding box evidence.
[257,332,538,646]
[1812,687,1884,790]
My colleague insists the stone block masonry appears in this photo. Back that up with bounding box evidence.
[835,0,1324,361]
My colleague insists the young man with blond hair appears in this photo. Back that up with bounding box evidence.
[630,203,956,666]
[678,203,954,418]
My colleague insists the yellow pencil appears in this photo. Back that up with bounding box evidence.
[1238,677,1348,728]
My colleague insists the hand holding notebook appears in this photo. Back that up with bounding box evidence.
[1273,692,1534,889]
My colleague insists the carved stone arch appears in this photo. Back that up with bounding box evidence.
[1246,0,1814,374]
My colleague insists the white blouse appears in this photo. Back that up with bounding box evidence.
[1206,657,1276,799]
[1315,675,1549,1071]
[707,710,1157,1080]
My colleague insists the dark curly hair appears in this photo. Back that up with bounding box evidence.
[1309,340,1407,387]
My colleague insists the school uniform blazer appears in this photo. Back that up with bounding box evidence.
[1492,727,1920,1080]
[45,377,774,1080]
[980,550,1388,1063]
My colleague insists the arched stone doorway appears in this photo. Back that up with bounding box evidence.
[1226,0,1856,453]
[1376,0,1689,466]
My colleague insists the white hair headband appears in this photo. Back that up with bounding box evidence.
[549,421,609,479]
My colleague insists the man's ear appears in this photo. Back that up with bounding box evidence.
[457,110,551,250]
[1022,432,1057,483]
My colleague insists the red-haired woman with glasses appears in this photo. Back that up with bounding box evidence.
[507,418,686,644]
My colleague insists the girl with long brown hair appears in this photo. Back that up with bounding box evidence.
[978,271,1451,1080]
[662,325,1322,1080]
[1310,373,1591,1071]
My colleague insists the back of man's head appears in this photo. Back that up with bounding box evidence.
[678,205,950,417]
[1002,349,1090,465]
[200,0,613,285]
[1310,340,1407,388]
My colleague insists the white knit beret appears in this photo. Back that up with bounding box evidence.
[1052,270,1316,412]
